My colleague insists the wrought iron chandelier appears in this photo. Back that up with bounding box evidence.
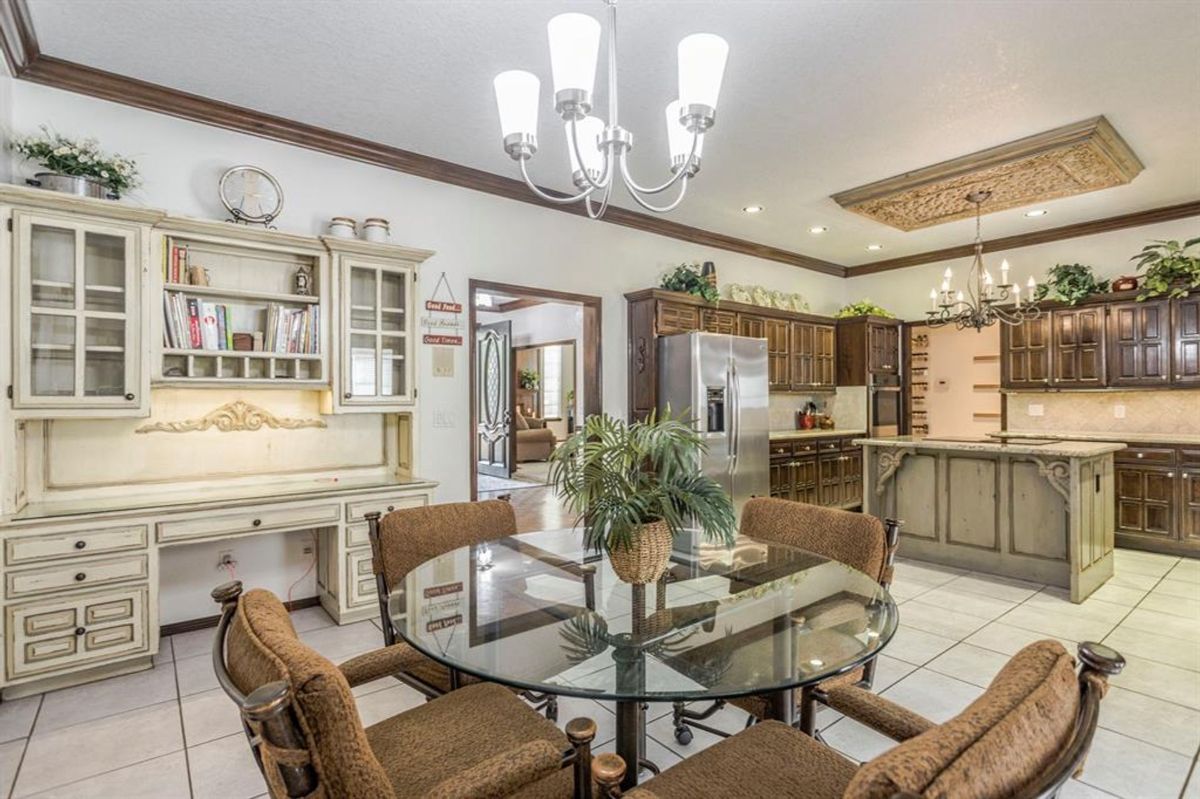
[926,191,1042,331]
[491,0,728,219]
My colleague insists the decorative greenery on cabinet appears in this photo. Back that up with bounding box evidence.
[660,262,719,304]
[1034,263,1110,305]
[835,300,894,318]
[1134,238,1200,300]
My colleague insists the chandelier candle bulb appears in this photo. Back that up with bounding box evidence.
[1014,283,1022,307]
[678,33,729,114]
[495,70,541,158]
[547,13,602,96]
[1000,259,1010,284]
[930,288,938,310]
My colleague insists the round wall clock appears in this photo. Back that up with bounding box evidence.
[219,165,284,228]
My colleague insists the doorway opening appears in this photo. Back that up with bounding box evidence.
[468,281,601,525]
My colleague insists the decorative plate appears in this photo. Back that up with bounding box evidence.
[751,285,771,306]
[789,292,810,312]
[728,283,752,303]
[770,290,790,309]
[219,165,284,227]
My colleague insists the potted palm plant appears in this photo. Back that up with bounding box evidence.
[548,411,736,584]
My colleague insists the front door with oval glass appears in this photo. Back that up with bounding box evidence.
[476,321,513,478]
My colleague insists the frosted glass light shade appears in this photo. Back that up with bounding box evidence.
[493,71,541,137]
[678,34,729,109]
[665,100,705,161]
[567,116,605,174]
[548,13,601,94]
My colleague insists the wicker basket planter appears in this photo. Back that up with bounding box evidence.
[607,520,673,584]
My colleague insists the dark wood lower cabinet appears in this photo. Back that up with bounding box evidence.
[1113,445,1200,556]
[769,437,861,509]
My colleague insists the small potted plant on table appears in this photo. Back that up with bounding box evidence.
[549,411,735,584]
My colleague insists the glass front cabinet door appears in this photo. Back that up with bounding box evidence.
[336,256,416,411]
[13,212,148,416]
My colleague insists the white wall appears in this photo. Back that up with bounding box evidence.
[846,219,1200,321]
[0,68,12,184]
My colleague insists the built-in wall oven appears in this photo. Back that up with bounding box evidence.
[869,374,902,437]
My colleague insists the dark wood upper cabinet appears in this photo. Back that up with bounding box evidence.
[738,313,765,340]
[1107,300,1171,386]
[700,308,737,335]
[836,317,901,385]
[765,318,791,390]
[1051,307,1106,387]
[1173,295,1200,385]
[1000,315,1052,389]
[793,321,837,390]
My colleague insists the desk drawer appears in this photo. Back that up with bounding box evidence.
[6,554,149,599]
[1116,447,1177,466]
[769,442,794,457]
[794,442,819,456]
[346,522,370,549]
[7,585,149,679]
[6,525,148,566]
[345,493,428,524]
[157,503,341,543]
[346,549,378,609]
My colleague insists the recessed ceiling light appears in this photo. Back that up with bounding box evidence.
[866,244,884,251]
[742,205,764,214]
[809,226,828,234]
[1024,209,1048,217]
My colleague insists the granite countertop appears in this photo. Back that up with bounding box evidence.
[769,429,866,441]
[853,435,1126,458]
[994,430,1200,446]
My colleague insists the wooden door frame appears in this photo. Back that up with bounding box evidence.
[468,280,602,500]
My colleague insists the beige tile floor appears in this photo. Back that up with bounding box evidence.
[0,549,1196,798]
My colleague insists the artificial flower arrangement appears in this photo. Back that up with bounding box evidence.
[11,126,141,197]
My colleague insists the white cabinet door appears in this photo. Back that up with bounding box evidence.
[13,211,148,416]
[335,257,416,411]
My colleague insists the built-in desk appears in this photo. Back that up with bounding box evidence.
[857,436,1123,602]
[0,476,436,698]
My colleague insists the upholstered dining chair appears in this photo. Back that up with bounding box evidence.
[210,580,605,799]
[365,497,559,719]
[672,497,901,743]
[598,639,1125,799]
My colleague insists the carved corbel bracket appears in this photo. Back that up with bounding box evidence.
[875,447,917,496]
[135,400,326,434]
[1033,457,1072,502]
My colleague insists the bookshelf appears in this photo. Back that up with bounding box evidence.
[155,225,330,387]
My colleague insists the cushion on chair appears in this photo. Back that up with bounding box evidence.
[228,588,395,799]
[728,665,866,719]
[846,640,1080,799]
[740,498,887,583]
[515,412,530,431]
[366,681,572,798]
[376,499,517,587]
[628,720,856,799]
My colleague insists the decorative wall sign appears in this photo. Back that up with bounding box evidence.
[422,272,464,345]
[135,400,327,434]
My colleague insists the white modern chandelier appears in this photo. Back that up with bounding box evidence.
[492,0,729,219]
[926,191,1042,331]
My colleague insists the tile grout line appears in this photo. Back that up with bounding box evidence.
[7,695,42,799]
[170,636,199,799]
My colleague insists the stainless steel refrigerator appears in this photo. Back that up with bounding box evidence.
[657,332,769,516]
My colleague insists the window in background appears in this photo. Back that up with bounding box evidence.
[542,345,562,418]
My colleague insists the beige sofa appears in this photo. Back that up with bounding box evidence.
[515,411,557,462]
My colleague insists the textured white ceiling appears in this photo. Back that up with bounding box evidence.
[24,0,1200,266]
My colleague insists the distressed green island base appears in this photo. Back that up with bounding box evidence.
[856,436,1126,603]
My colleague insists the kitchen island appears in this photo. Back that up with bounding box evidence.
[856,436,1126,602]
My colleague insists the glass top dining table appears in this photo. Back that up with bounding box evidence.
[388,527,897,788]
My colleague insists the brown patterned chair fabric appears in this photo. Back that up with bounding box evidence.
[629,640,1117,799]
[725,497,892,722]
[219,585,580,798]
[374,498,517,589]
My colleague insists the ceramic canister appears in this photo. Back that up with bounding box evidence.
[327,217,357,238]
[362,217,391,243]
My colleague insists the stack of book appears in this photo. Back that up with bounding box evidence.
[163,292,319,354]
[163,243,189,284]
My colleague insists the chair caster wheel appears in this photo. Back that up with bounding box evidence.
[674,726,693,745]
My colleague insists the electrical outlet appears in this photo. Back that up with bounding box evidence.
[1113,404,1126,419]
[1027,403,1044,417]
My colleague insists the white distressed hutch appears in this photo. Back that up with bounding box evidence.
[0,185,435,698]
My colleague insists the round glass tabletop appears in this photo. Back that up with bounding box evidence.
[388,528,898,703]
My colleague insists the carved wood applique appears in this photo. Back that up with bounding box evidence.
[1033,457,1072,502]
[875,447,916,496]
[134,400,327,434]
[635,337,648,374]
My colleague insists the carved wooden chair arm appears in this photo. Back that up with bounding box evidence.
[337,642,428,687]
[424,738,563,799]
[820,684,935,742]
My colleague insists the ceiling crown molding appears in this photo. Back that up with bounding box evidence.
[0,0,36,75]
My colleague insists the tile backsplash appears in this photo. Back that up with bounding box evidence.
[1007,390,1200,435]
[769,386,867,431]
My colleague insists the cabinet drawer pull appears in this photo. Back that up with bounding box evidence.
[74,572,86,582]
[74,627,86,636]
[74,540,87,550]
[124,393,135,401]
[344,392,353,400]
[1137,453,1144,458]
[252,519,262,527]
[1168,472,1175,478]
[387,505,395,512]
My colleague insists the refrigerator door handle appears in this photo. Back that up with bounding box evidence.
[730,358,741,468]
